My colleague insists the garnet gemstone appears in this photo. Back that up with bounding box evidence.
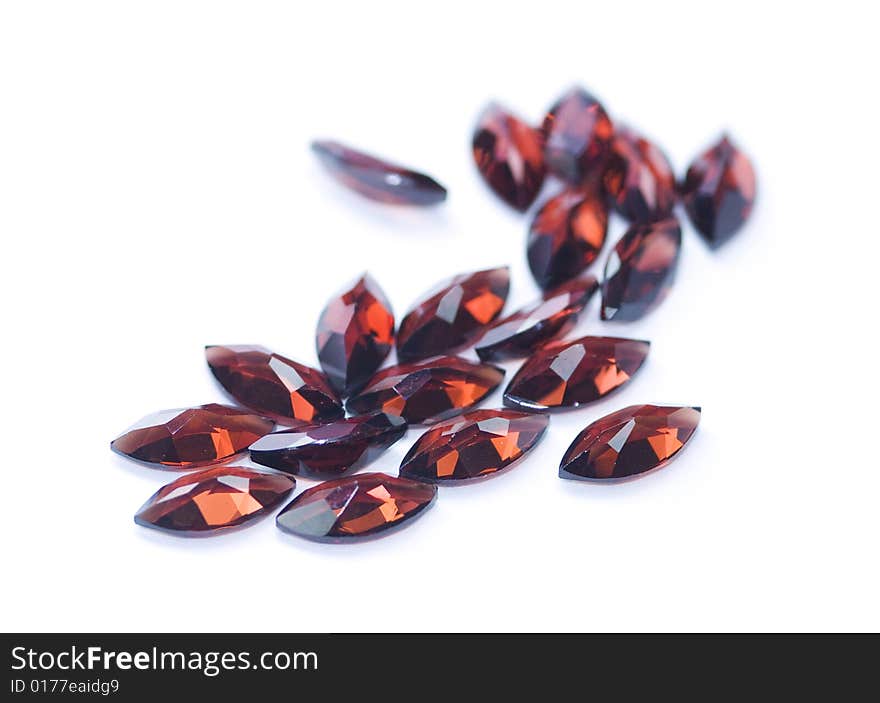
[399,409,549,484]
[472,103,546,211]
[276,472,437,543]
[135,466,295,536]
[542,87,614,184]
[503,336,649,411]
[111,403,274,469]
[601,217,682,322]
[396,266,509,362]
[680,134,756,247]
[311,140,447,206]
[346,356,504,425]
[603,126,676,223]
[206,345,343,426]
[316,273,395,396]
[474,275,599,361]
[560,405,700,481]
[527,189,608,290]
[249,412,407,479]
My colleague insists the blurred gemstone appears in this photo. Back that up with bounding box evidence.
[603,126,676,222]
[542,86,613,184]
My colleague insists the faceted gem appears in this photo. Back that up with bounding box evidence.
[527,189,608,290]
[249,412,407,479]
[503,336,650,411]
[311,140,447,206]
[680,134,756,247]
[316,273,395,396]
[276,472,437,543]
[542,87,614,184]
[601,217,682,322]
[206,345,343,427]
[396,266,510,362]
[472,103,546,211]
[111,404,274,469]
[346,356,505,425]
[399,409,549,484]
[474,275,599,361]
[135,466,295,536]
[560,405,700,481]
[603,126,676,222]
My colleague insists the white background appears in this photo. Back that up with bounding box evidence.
[1,1,877,633]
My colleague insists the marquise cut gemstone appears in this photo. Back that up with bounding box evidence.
[111,404,274,469]
[680,134,756,247]
[316,273,395,396]
[276,472,437,543]
[396,267,510,362]
[542,87,614,184]
[311,140,447,206]
[527,189,608,290]
[472,103,546,211]
[603,126,676,223]
[474,275,599,361]
[135,466,295,536]
[399,409,549,484]
[503,336,649,411]
[249,412,407,479]
[346,356,505,425]
[559,405,700,481]
[206,345,343,426]
[601,217,682,321]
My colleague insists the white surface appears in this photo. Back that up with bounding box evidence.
[1,1,877,633]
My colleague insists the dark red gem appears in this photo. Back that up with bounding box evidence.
[249,412,407,479]
[560,405,700,481]
[603,126,676,222]
[503,336,649,411]
[396,267,509,362]
[542,87,614,184]
[474,275,598,361]
[311,140,447,206]
[601,217,681,321]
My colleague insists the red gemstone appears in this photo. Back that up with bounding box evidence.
[276,472,437,542]
[680,134,756,247]
[474,275,598,361]
[399,409,549,484]
[346,356,505,425]
[311,140,447,206]
[560,405,700,481]
[111,404,274,469]
[601,217,681,321]
[396,267,510,362]
[542,87,614,184]
[527,189,608,290]
[316,273,395,396]
[603,126,676,222]
[472,103,546,211]
[206,345,343,427]
[503,336,649,411]
[135,466,295,536]
[249,412,407,479]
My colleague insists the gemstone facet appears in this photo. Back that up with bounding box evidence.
[396,267,510,362]
[601,217,682,321]
[680,134,756,247]
[276,472,437,543]
[603,126,676,223]
[474,275,599,361]
[527,189,608,290]
[135,466,295,536]
[249,412,407,479]
[206,345,343,426]
[503,336,650,411]
[472,103,546,211]
[560,405,700,481]
[316,273,395,396]
[542,87,614,184]
[111,404,274,469]
[311,140,447,206]
[346,356,505,425]
[399,409,549,484]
